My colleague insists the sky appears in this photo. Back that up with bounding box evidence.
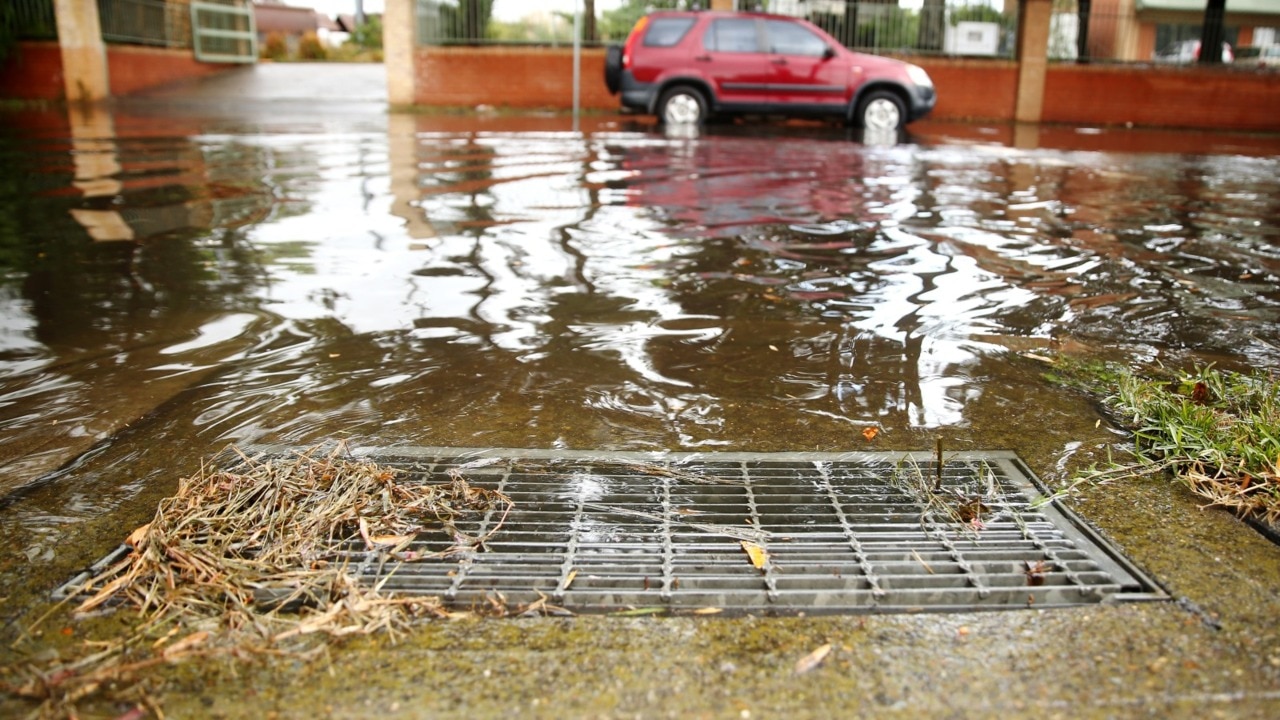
[290,1,626,22]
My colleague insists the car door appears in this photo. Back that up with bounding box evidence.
[763,19,850,111]
[697,17,771,109]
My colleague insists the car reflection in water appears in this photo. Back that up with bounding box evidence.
[607,124,972,429]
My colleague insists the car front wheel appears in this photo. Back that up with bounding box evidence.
[856,90,906,131]
[657,86,707,125]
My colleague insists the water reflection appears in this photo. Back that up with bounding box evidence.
[0,110,1279,533]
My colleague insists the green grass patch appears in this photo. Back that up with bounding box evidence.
[1045,358,1280,524]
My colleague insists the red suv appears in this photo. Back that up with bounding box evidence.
[604,11,936,130]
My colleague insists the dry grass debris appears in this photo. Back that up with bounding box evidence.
[2,446,513,718]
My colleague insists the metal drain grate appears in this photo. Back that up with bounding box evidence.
[327,447,1165,614]
[58,448,1167,615]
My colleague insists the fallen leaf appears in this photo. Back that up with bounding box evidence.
[125,523,151,548]
[564,569,578,589]
[369,534,415,547]
[741,541,769,570]
[794,643,832,674]
[692,607,723,615]
[1190,381,1211,405]
[861,427,879,441]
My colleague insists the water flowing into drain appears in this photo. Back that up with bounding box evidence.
[59,448,1166,615]
[331,448,1166,614]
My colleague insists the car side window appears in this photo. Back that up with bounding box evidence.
[704,18,760,54]
[643,17,697,47]
[765,20,829,57]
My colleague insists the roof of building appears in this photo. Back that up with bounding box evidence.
[254,5,318,35]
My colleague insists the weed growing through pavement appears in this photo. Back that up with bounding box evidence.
[1042,358,1280,524]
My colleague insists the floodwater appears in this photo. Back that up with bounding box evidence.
[1,99,1280,571]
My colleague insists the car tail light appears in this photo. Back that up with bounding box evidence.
[622,16,649,69]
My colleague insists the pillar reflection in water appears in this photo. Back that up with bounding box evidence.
[67,104,133,242]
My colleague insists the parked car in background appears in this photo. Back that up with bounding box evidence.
[603,10,936,130]
[1236,45,1280,67]
[1155,39,1234,63]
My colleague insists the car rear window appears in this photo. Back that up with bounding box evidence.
[643,17,696,47]
[704,18,760,53]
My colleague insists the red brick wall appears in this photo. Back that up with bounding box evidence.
[107,45,235,96]
[914,58,1018,122]
[415,48,1020,120]
[415,47,1280,132]
[0,42,65,100]
[0,41,236,100]
[1042,64,1280,132]
[415,46,624,111]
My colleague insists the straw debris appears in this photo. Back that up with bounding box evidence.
[3,446,513,718]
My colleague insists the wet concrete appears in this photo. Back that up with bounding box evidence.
[1,64,1279,717]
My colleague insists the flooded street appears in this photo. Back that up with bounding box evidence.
[2,77,1280,715]
[3,105,1279,521]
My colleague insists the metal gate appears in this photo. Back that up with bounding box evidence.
[191,0,256,63]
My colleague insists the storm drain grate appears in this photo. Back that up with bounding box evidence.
[323,447,1165,614]
[59,448,1167,615]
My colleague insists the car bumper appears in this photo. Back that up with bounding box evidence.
[619,72,658,113]
[908,85,937,122]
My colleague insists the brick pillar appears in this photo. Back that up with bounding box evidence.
[1014,0,1053,123]
[709,0,735,10]
[384,0,415,106]
[53,0,110,104]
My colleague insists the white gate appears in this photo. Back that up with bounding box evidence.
[191,0,257,63]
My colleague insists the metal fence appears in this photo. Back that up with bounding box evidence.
[99,0,183,47]
[413,0,1277,66]
[10,0,57,40]
[414,1,1021,58]
[10,0,203,49]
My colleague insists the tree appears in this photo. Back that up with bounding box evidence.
[599,0,681,42]
[584,0,597,44]
[460,0,494,42]
[350,15,383,49]
[1076,0,1092,61]
[917,0,946,52]
[1199,0,1226,64]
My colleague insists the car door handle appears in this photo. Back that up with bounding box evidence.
[771,58,788,65]
[695,55,712,62]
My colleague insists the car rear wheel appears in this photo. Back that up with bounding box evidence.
[657,86,707,125]
[856,90,905,131]
[604,44,623,95]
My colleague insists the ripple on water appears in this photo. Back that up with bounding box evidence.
[1,120,1280,530]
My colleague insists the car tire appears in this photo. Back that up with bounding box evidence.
[855,90,905,131]
[604,44,623,95]
[657,86,708,125]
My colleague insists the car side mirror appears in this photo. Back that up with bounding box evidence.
[823,46,836,60]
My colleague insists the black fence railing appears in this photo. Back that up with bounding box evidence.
[414,1,1021,57]
[413,0,1274,67]
[11,0,57,40]
[10,0,193,48]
